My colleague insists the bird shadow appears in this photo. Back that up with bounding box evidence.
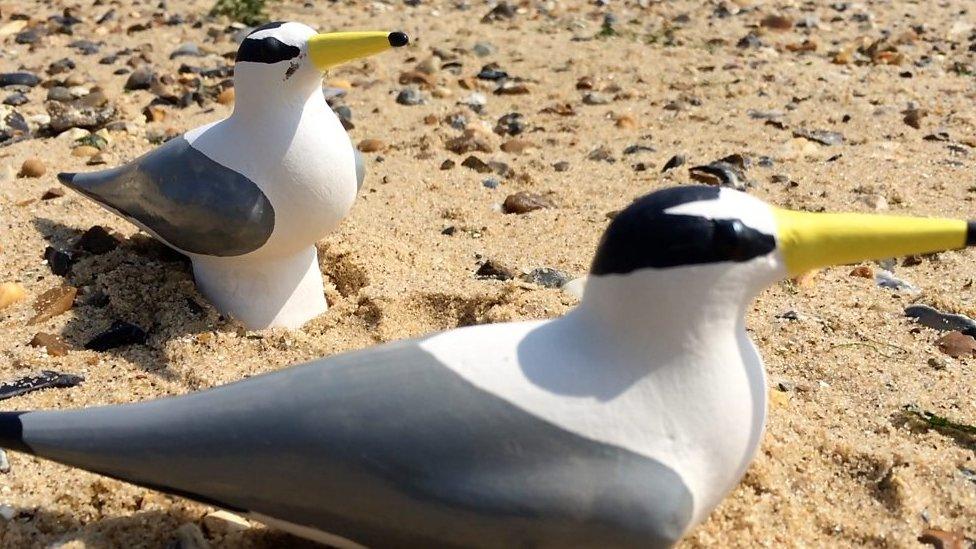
[0,505,322,547]
[31,217,231,381]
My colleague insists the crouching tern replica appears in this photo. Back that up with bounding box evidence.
[2,187,973,547]
[58,22,409,330]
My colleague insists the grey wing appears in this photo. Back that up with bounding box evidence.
[2,340,692,548]
[58,136,274,257]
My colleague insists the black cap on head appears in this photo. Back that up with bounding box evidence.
[388,31,409,47]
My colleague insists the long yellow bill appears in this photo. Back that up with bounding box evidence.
[773,209,975,277]
[308,31,409,71]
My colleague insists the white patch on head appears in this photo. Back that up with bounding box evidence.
[664,188,777,236]
[246,22,317,48]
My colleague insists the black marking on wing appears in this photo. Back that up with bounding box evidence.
[236,36,300,64]
[58,136,274,257]
[10,342,693,548]
[591,185,775,275]
[0,412,29,453]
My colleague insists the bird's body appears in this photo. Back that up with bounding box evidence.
[58,22,406,329]
[3,186,973,546]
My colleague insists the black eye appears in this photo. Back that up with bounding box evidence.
[712,219,774,262]
[236,36,300,64]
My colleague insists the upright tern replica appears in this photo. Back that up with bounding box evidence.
[2,187,973,547]
[58,22,409,329]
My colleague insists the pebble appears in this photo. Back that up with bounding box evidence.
[76,226,119,255]
[202,510,250,536]
[0,370,84,401]
[28,285,78,325]
[461,155,493,173]
[905,305,976,335]
[935,331,976,358]
[125,65,155,90]
[849,265,874,278]
[460,93,487,111]
[473,42,495,57]
[170,42,203,59]
[494,82,529,95]
[903,108,925,129]
[0,283,26,310]
[477,65,508,81]
[553,161,570,172]
[0,505,13,521]
[72,145,100,157]
[48,58,76,75]
[0,72,40,88]
[874,269,919,293]
[395,88,426,106]
[918,528,968,549]
[662,154,685,172]
[18,158,46,178]
[500,139,534,154]
[3,93,28,106]
[582,92,611,105]
[502,192,553,214]
[445,129,492,154]
[41,187,65,200]
[494,112,525,136]
[615,115,637,129]
[357,139,386,153]
[623,144,655,155]
[586,146,615,163]
[29,333,70,357]
[47,101,116,132]
[689,161,747,190]
[760,14,793,31]
[217,87,235,105]
[44,246,74,276]
[482,178,500,189]
[440,159,455,170]
[521,267,571,288]
[0,448,8,473]
[47,87,73,103]
[792,128,845,146]
[85,320,147,351]
[476,260,515,280]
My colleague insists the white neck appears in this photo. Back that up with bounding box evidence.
[230,65,326,126]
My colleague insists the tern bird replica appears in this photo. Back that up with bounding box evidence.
[2,186,973,547]
[57,22,409,330]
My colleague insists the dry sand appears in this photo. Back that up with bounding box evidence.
[1,0,975,546]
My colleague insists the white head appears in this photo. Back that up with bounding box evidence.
[581,186,974,334]
[232,21,409,104]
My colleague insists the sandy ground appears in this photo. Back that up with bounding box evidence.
[1,0,975,546]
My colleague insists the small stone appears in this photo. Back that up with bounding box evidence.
[586,146,615,163]
[688,162,747,190]
[500,139,534,154]
[41,187,65,200]
[903,108,925,129]
[357,139,385,153]
[76,226,119,255]
[0,371,84,402]
[202,510,250,536]
[918,528,968,549]
[792,128,844,146]
[88,153,109,166]
[85,320,147,351]
[47,86,74,103]
[170,42,203,59]
[477,65,508,81]
[521,267,571,288]
[125,65,155,91]
[582,92,610,105]
[927,357,948,370]
[216,87,235,105]
[849,265,874,278]
[482,178,500,189]
[502,192,553,214]
[760,14,793,31]
[553,161,570,172]
[662,154,685,172]
[0,283,26,310]
[29,333,70,357]
[472,42,495,57]
[858,194,888,211]
[0,505,13,521]
[615,115,637,129]
[0,448,8,473]
[446,130,493,154]
[19,158,46,178]
[476,260,515,280]
[440,159,455,170]
[44,247,74,276]
[905,305,976,334]
[396,88,426,106]
[3,93,28,106]
[0,72,40,88]
[143,105,167,123]
[935,331,976,358]
[48,58,76,75]
[72,145,99,157]
[461,155,493,174]
[494,82,529,95]
[494,112,524,136]
[28,285,78,325]
[47,101,116,132]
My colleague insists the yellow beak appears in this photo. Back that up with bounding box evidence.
[773,209,974,277]
[308,31,409,71]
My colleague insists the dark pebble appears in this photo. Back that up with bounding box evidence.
[521,267,571,288]
[553,161,570,172]
[47,58,76,75]
[662,154,685,172]
[68,40,100,55]
[3,93,28,106]
[905,305,976,335]
[85,321,147,351]
[0,371,84,401]
[462,155,493,173]
[477,65,509,81]
[476,259,515,280]
[440,159,455,170]
[502,191,553,214]
[494,112,525,136]
[395,88,425,106]
[44,246,74,276]
[623,144,656,155]
[124,65,155,90]
[14,29,40,45]
[792,128,845,146]
[482,178,500,189]
[46,86,74,103]
[0,72,40,88]
[76,226,119,255]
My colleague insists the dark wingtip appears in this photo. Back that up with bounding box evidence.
[57,172,76,185]
[967,220,975,246]
[388,31,409,48]
[0,412,30,454]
